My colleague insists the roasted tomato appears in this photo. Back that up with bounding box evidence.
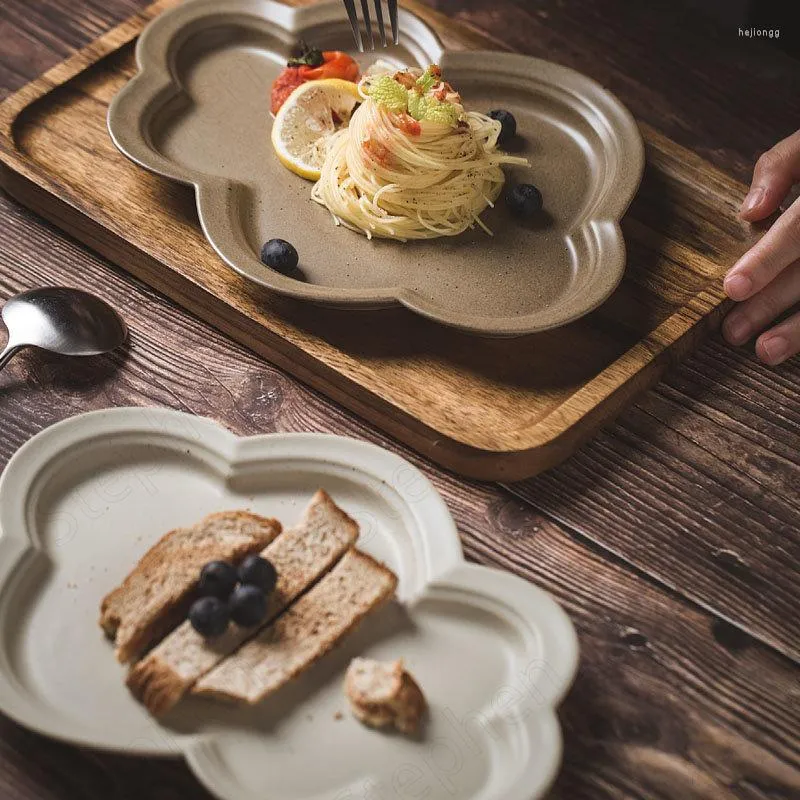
[302,51,360,82]
[362,137,392,167]
[391,112,422,137]
[270,67,306,115]
[271,43,360,114]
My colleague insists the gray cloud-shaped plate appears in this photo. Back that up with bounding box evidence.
[108,0,644,336]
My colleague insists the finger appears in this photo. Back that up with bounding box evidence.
[724,195,800,301]
[755,310,800,366]
[723,258,800,345]
[741,129,800,221]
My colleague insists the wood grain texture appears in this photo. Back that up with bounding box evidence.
[430,0,800,186]
[507,374,800,661]
[0,1,798,799]
[2,0,795,657]
[0,0,765,480]
[0,195,798,800]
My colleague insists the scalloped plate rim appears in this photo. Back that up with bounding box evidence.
[106,0,644,337]
[0,408,579,800]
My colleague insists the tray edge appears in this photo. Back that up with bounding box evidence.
[0,0,743,481]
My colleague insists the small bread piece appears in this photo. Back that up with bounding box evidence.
[344,658,427,735]
[100,511,280,663]
[127,490,358,715]
[193,550,397,704]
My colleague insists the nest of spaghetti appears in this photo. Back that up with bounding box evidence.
[312,65,529,241]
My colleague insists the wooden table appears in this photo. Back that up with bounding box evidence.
[1,1,798,797]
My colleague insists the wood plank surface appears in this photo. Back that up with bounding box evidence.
[0,0,765,481]
[1,195,798,800]
[430,0,800,185]
[0,1,798,799]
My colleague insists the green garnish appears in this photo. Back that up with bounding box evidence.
[408,92,458,124]
[287,41,325,68]
[369,75,409,113]
[407,92,429,121]
[369,67,461,127]
[422,100,459,126]
[416,67,439,94]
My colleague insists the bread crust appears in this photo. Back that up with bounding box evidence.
[345,658,427,734]
[127,490,360,714]
[125,656,186,716]
[100,510,280,663]
[192,550,398,704]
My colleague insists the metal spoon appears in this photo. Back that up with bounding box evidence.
[0,287,127,372]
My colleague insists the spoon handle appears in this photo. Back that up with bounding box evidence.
[0,344,22,372]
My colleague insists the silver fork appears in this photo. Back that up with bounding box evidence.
[342,0,399,52]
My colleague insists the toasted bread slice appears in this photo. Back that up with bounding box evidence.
[344,658,427,735]
[127,490,358,715]
[100,511,280,663]
[192,550,397,704]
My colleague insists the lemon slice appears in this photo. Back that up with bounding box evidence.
[271,78,361,181]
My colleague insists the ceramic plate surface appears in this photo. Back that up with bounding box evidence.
[108,0,644,336]
[0,408,578,800]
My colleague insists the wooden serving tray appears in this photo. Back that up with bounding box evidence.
[0,0,756,480]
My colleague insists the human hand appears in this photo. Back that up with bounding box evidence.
[722,130,800,366]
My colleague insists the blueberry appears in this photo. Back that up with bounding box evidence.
[197,560,238,600]
[238,555,278,594]
[229,585,268,627]
[189,596,229,637]
[506,183,543,218]
[488,109,517,146]
[261,239,299,274]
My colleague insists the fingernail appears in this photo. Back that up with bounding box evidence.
[724,316,750,345]
[740,186,765,215]
[724,273,752,300]
[761,335,789,365]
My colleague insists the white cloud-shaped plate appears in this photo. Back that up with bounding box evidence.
[0,408,578,799]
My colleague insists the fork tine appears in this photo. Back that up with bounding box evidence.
[360,0,375,50]
[387,0,399,46]
[342,0,364,52]
[373,0,387,48]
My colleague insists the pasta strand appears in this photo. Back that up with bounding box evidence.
[311,99,528,241]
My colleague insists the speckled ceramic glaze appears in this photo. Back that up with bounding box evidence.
[108,0,644,335]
